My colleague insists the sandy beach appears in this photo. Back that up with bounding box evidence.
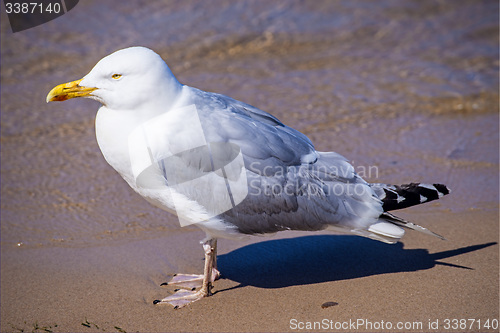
[1,210,498,332]
[1,1,498,332]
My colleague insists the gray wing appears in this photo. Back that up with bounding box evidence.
[190,88,315,174]
[186,87,384,234]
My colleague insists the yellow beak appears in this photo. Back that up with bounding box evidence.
[46,79,97,103]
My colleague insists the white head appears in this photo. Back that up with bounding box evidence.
[47,46,182,111]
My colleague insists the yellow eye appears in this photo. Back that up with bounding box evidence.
[112,74,122,79]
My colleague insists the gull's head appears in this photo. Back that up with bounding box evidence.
[46,46,181,110]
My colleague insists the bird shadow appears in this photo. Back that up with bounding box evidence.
[217,235,496,289]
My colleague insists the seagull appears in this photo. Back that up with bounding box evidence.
[47,46,450,308]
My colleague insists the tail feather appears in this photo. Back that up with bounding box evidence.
[362,212,445,244]
[372,183,450,212]
[381,212,445,240]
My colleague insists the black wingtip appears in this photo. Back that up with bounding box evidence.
[381,182,451,211]
[433,183,450,196]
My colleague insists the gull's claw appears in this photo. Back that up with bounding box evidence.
[161,269,220,290]
[154,289,209,309]
[161,273,205,290]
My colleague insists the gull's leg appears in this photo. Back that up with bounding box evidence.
[211,238,220,281]
[199,238,216,296]
[154,238,219,308]
[159,238,219,290]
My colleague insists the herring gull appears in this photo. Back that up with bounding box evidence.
[46,46,450,308]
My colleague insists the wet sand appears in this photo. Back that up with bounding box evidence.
[1,1,498,332]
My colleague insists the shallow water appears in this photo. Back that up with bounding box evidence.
[1,0,498,249]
